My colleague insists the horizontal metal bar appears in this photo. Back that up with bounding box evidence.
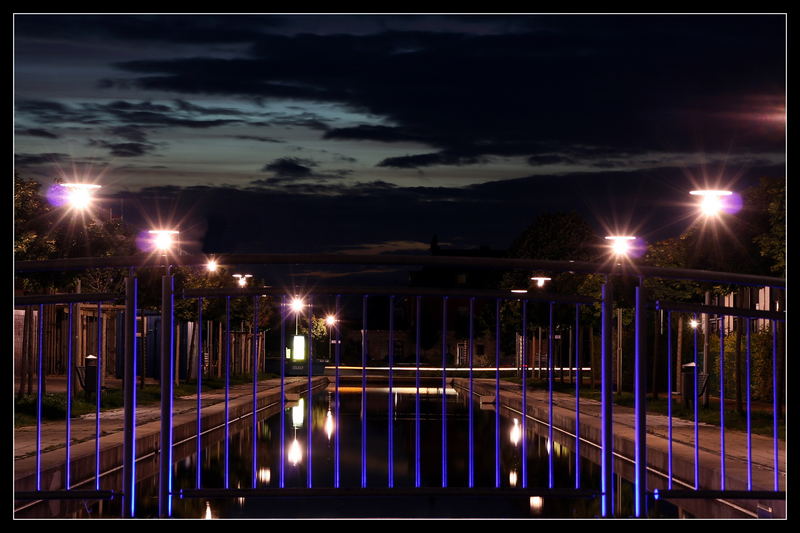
[180,487,600,499]
[655,301,785,321]
[15,490,118,501]
[182,285,598,304]
[654,490,785,500]
[14,293,122,305]
[15,253,785,288]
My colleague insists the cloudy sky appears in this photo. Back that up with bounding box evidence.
[14,14,786,258]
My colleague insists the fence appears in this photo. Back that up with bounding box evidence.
[13,254,786,518]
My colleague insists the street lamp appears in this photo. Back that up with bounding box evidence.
[60,183,101,212]
[148,229,179,253]
[605,235,636,257]
[531,276,551,288]
[233,274,252,288]
[690,189,733,218]
[325,315,336,360]
[206,258,219,272]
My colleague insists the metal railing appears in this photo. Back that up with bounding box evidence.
[14,254,786,518]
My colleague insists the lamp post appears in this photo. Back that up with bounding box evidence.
[148,228,178,518]
[325,315,336,360]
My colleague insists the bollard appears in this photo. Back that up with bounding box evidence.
[85,355,98,401]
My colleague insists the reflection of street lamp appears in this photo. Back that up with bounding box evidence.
[510,418,521,446]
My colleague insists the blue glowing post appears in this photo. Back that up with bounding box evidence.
[36,305,44,491]
[521,299,528,489]
[468,297,475,488]
[279,295,286,488]
[441,296,448,488]
[692,313,699,490]
[96,302,102,490]
[307,295,313,488]
[719,315,725,490]
[361,295,368,488]
[575,303,581,490]
[158,273,175,518]
[253,295,260,489]
[225,296,231,489]
[388,295,395,488]
[634,284,647,517]
[600,282,614,517]
[415,296,421,488]
[772,319,779,491]
[495,298,501,488]
[335,295,341,489]
[548,301,554,489]
[667,311,673,489]
[66,303,73,490]
[746,319,752,490]
[196,298,203,490]
[122,274,138,518]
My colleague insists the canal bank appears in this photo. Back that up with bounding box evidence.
[454,378,786,518]
[14,376,329,508]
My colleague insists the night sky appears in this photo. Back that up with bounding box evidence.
[14,14,786,260]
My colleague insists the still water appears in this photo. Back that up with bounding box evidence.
[19,382,679,518]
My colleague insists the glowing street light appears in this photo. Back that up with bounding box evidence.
[689,319,699,329]
[531,276,551,288]
[605,235,636,257]
[60,183,101,211]
[206,258,219,272]
[325,315,336,360]
[290,297,305,335]
[690,189,733,217]
[233,273,252,288]
[511,289,528,294]
[148,229,179,253]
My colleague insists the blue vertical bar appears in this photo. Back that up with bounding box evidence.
[225,296,231,489]
[667,311,673,489]
[521,299,527,489]
[600,283,614,517]
[548,301,554,489]
[96,302,102,491]
[746,318,752,490]
[468,297,475,488]
[361,295,368,488]
[122,275,138,517]
[279,295,286,488]
[307,295,313,488]
[388,295,395,488]
[634,285,646,517]
[334,295,341,489]
[441,296,448,488]
[719,314,726,490]
[415,296,421,488]
[36,304,43,491]
[66,303,73,490]
[158,274,175,518]
[693,312,699,490]
[253,295,259,489]
[575,303,581,490]
[387,296,394,488]
[196,299,203,490]
[495,298,500,488]
[772,319,779,491]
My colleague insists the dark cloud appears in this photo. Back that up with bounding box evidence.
[100,17,783,163]
[89,139,157,157]
[109,125,149,142]
[14,152,70,165]
[15,128,59,139]
[231,135,284,143]
[378,151,488,168]
[173,99,247,115]
[261,157,317,178]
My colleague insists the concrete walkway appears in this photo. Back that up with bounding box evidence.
[459,378,786,518]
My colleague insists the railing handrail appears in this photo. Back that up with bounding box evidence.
[14,253,786,288]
